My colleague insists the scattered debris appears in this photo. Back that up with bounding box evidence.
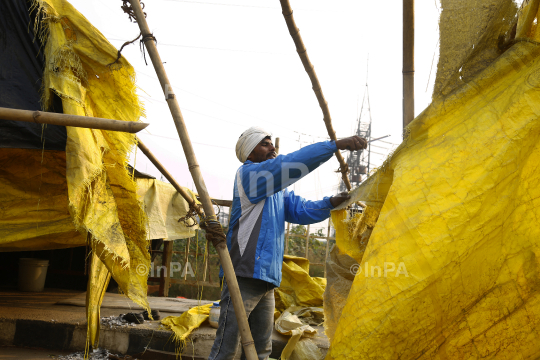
[100,315,135,329]
[55,348,136,360]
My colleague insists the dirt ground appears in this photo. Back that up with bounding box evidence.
[0,346,70,359]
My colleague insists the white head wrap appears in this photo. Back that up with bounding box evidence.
[235,126,272,163]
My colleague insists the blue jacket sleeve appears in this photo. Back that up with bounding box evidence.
[284,189,334,225]
[239,141,337,204]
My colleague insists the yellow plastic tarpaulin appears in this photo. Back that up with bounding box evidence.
[0,149,85,251]
[20,0,152,349]
[275,255,326,313]
[161,304,213,351]
[137,178,200,240]
[327,38,540,360]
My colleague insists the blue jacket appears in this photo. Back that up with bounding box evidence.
[221,141,338,287]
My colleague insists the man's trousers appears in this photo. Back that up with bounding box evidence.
[208,276,275,360]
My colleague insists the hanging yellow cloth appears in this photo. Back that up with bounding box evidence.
[24,0,152,348]
[327,33,540,360]
[137,178,200,240]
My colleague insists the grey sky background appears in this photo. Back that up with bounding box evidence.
[70,0,441,232]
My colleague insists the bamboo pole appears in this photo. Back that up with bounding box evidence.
[0,107,148,133]
[278,0,352,191]
[403,0,415,128]
[127,2,258,358]
[137,138,203,217]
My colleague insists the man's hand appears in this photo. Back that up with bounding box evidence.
[330,192,351,208]
[335,136,367,151]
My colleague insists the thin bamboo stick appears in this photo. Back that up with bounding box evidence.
[403,0,415,128]
[304,225,310,259]
[127,2,257,358]
[324,219,331,278]
[285,222,290,255]
[159,241,172,297]
[184,237,191,281]
[0,107,148,133]
[202,231,209,282]
[278,0,351,191]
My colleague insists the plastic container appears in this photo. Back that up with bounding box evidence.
[18,258,49,292]
[209,301,220,328]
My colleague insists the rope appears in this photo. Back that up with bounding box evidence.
[107,32,142,67]
[140,33,157,65]
[121,0,146,23]
[177,202,201,228]
[202,220,227,248]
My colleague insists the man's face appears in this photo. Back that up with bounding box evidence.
[247,137,276,163]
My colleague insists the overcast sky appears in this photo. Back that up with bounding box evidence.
[69,0,441,232]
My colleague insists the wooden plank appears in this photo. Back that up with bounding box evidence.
[149,277,221,288]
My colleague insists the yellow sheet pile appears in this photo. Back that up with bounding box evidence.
[275,255,326,313]
[327,2,540,357]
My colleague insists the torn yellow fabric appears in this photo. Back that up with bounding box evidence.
[137,178,200,240]
[434,0,518,99]
[322,246,357,345]
[161,304,213,351]
[32,0,150,310]
[86,252,111,351]
[327,40,540,359]
[275,256,326,313]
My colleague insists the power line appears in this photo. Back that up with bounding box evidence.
[140,132,234,150]
[157,0,345,12]
[134,67,330,142]
[107,37,285,55]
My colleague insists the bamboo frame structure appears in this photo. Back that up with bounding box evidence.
[0,107,149,133]
[127,2,258,358]
[278,0,352,191]
[137,138,203,217]
[403,0,415,128]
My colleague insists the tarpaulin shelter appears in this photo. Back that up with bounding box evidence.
[0,0,197,349]
[325,0,540,359]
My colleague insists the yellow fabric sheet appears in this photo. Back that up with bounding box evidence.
[0,149,85,251]
[434,0,518,99]
[161,304,213,351]
[327,39,540,360]
[137,178,199,240]
[275,255,326,313]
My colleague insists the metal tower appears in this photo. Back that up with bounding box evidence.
[339,85,373,192]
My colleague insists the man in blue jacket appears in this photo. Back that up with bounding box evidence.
[208,127,367,360]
